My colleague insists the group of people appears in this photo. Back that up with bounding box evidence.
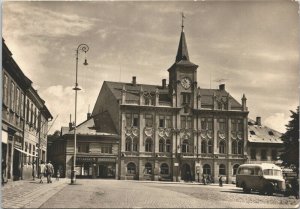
[202,174,213,185]
[39,161,60,183]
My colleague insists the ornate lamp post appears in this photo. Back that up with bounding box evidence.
[71,44,89,184]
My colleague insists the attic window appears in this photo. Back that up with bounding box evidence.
[268,131,274,136]
[250,130,256,135]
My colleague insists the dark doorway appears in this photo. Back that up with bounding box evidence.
[98,163,115,178]
[13,150,20,181]
[181,163,192,181]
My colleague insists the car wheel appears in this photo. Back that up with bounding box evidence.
[242,183,251,193]
[266,184,274,196]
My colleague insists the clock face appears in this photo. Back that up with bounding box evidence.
[181,77,191,89]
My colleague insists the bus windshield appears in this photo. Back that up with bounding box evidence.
[263,169,282,176]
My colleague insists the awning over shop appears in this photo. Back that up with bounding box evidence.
[14,147,35,157]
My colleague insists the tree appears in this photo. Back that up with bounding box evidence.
[280,107,299,172]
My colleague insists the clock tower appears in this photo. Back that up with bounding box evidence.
[168,15,198,110]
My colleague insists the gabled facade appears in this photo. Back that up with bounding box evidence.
[2,39,52,181]
[92,26,249,183]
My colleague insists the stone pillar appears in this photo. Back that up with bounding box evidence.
[172,89,176,107]
[227,160,232,184]
[213,160,218,183]
[155,88,159,106]
[154,160,159,181]
[213,116,218,153]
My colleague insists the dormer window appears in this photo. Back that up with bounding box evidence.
[268,131,274,136]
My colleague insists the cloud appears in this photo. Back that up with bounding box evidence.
[264,113,290,133]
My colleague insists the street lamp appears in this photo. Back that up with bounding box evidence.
[71,44,89,184]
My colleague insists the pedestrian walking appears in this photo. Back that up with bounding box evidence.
[202,174,207,185]
[219,176,223,187]
[39,161,46,183]
[2,159,6,186]
[56,169,60,181]
[46,161,54,183]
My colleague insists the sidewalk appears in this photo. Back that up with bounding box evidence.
[1,178,68,208]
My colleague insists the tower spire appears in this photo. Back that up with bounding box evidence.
[181,12,185,32]
[176,12,189,62]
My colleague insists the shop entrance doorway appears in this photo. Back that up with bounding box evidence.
[98,163,115,178]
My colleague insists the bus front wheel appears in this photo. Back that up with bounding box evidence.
[242,183,251,193]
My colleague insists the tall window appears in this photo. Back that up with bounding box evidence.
[181,116,186,129]
[187,116,192,129]
[133,138,138,152]
[3,74,8,105]
[261,149,267,160]
[20,93,24,117]
[203,164,211,175]
[219,140,226,154]
[145,114,153,127]
[159,116,164,128]
[160,163,169,175]
[219,119,226,131]
[133,114,139,127]
[208,140,213,153]
[182,140,189,153]
[165,116,172,128]
[207,118,213,130]
[237,120,243,131]
[250,149,256,160]
[34,107,37,128]
[30,103,33,125]
[26,99,30,122]
[145,138,153,152]
[125,114,132,127]
[201,140,207,153]
[127,162,136,174]
[16,88,20,115]
[10,82,15,111]
[101,145,112,154]
[126,113,139,127]
[125,138,131,151]
[159,139,165,152]
[159,116,172,128]
[166,139,171,152]
[232,140,237,154]
[271,149,277,160]
[219,164,226,175]
[237,141,243,154]
[201,118,206,130]
[145,163,152,174]
[182,93,191,104]
[231,119,237,131]
[78,143,89,153]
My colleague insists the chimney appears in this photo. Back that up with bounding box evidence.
[87,113,91,120]
[162,79,166,89]
[219,84,225,91]
[256,116,261,126]
[69,114,73,130]
[132,76,137,86]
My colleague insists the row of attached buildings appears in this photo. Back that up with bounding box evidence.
[48,25,283,184]
[2,39,53,181]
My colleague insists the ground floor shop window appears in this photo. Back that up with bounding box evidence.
[145,163,152,174]
[219,164,226,175]
[160,163,169,175]
[203,164,211,175]
[127,162,136,174]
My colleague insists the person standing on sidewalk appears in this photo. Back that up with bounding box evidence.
[2,159,7,186]
[56,169,60,181]
[219,176,223,187]
[39,161,46,183]
[46,161,54,183]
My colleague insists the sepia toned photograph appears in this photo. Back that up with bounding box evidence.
[1,0,299,208]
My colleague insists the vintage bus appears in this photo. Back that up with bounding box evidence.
[236,163,286,195]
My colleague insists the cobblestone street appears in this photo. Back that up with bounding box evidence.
[2,179,299,208]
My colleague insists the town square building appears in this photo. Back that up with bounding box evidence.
[2,39,52,181]
[91,25,250,183]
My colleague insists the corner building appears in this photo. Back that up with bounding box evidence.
[92,27,249,183]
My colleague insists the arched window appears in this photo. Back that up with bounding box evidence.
[145,138,153,152]
[125,138,132,151]
[232,140,237,154]
[182,140,189,153]
[219,140,226,154]
[201,140,207,153]
[238,141,243,154]
[127,162,136,174]
[145,163,152,174]
[208,140,213,153]
[160,163,169,175]
[166,139,171,153]
[233,164,240,175]
[133,137,138,152]
[159,139,165,152]
[203,164,211,175]
[219,164,226,175]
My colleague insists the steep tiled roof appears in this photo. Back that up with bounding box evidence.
[248,118,283,144]
[105,81,242,108]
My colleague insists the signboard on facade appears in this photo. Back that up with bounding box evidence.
[76,157,97,163]
[97,158,116,163]
[174,163,179,166]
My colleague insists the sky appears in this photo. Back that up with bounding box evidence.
[3,0,299,134]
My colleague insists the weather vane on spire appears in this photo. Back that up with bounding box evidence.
[181,12,185,32]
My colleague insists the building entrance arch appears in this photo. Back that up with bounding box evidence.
[181,163,192,181]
